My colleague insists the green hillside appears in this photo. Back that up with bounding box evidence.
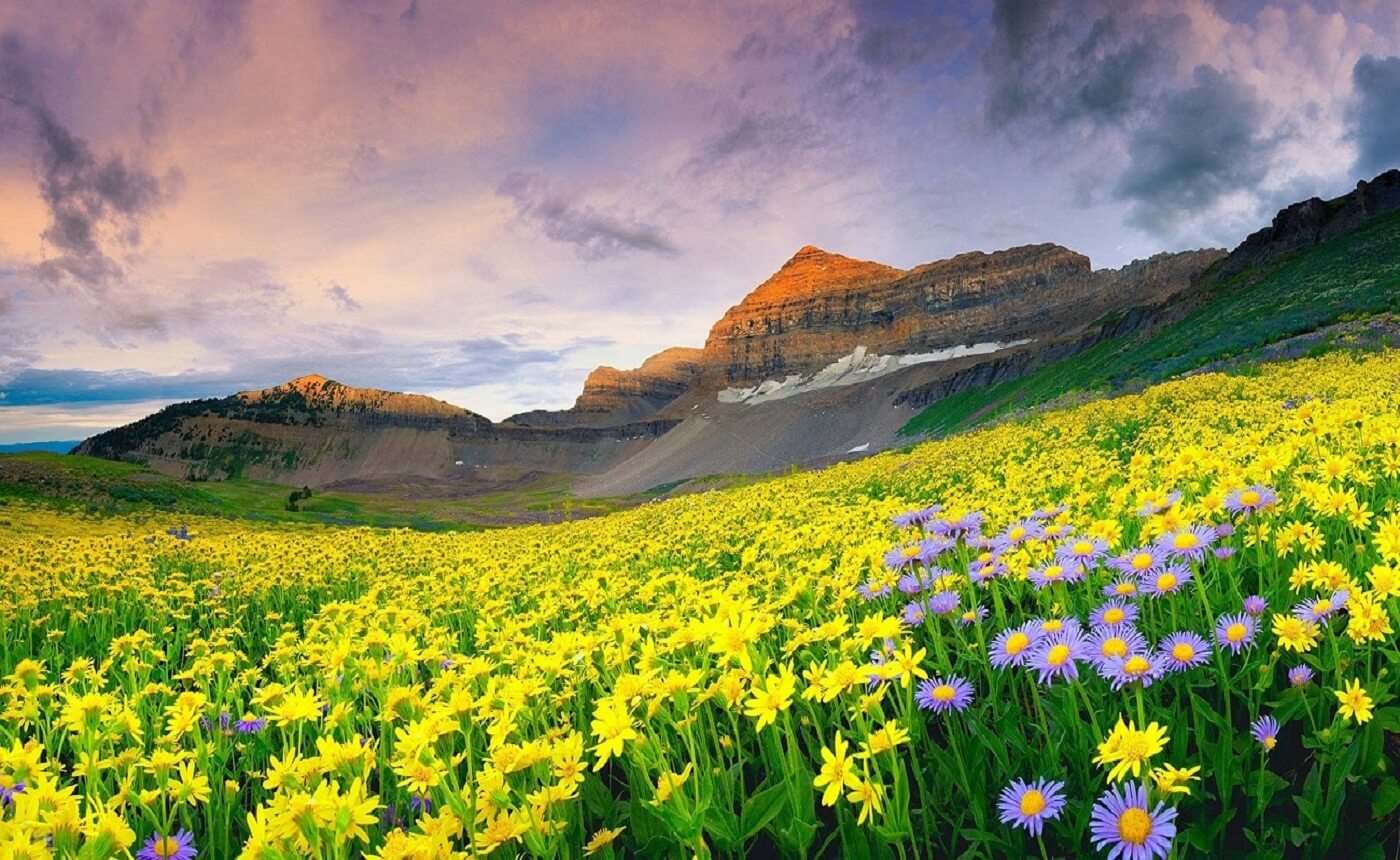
[902,209,1400,437]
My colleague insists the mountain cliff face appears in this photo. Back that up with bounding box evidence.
[698,243,1221,388]
[508,347,703,427]
[1213,169,1400,281]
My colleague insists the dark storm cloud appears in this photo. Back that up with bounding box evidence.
[496,171,678,259]
[1115,65,1271,233]
[983,0,1181,129]
[325,283,362,312]
[1349,55,1400,177]
[847,0,973,71]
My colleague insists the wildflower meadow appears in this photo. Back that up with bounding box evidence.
[3,348,1399,858]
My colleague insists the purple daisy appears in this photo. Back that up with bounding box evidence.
[1141,564,1191,598]
[1213,546,1236,560]
[1243,595,1267,616]
[1158,525,1217,561]
[958,605,989,626]
[969,560,1007,584]
[1102,577,1143,599]
[1158,631,1211,672]
[1136,491,1182,518]
[234,715,266,734]
[137,830,197,860]
[901,599,928,626]
[1292,590,1348,622]
[883,543,928,571]
[1214,522,1235,539]
[1028,562,1076,590]
[1215,613,1258,655]
[1029,629,1089,685]
[916,675,975,713]
[1089,626,1148,671]
[1224,485,1278,516]
[998,519,1045,547]
[1090,599,1139,629]
[857,581,891,601]
[892,504,942,529]
[989,623,1042,670]
[1031,616,1082,638]
[1108,546,1168,577]
[1287,665,1316,687]
[1100,652,1168,690]
[1059,536,1109,567]
[1252,715,1280,752]
[1089,782,1177,860]
[897,572,928,595]
[926,590,960,617]
[997,778,1067,838]
[0,781,25,805]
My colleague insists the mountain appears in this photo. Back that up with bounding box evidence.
[72,169,1400,498]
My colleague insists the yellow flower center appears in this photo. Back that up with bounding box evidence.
[1124,656,1151,676]
[1104,608,1125,624]
[1046,644,1071,666]
[1156,573,1178,591]
[1042,619,1063,633]
[1132,553,1154,570]
[1226,623,1247,643]
[1019,789,1046,816]
[1117,807,1153,845]
[1115,582,1138,595]
[901,546,921,559]
[1263,736,1276,750]
[1009,526,1027,541]
[1240,490,1261,506]
[1045,566,1063,580]
[154,838,182,859]
[1171,643,1195,662]
[1073,540,1094,555]
[1173,533,1199,550]
[1006,632,1030,655]
[1102,638,1128,658]
[1312,600,1331,614]
[932,685,955,702]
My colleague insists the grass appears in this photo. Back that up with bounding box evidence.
[901,208,1400,438]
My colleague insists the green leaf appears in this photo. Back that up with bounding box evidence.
[837,804,873,860]
[1372,777,1400,820]
[740,782,789,841]
[703,804,741,852]
[1372,706,1400,732]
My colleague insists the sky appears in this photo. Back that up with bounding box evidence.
[1,0,1399,443]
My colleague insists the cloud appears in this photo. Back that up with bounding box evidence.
[1115,65,1273,234]
[325,282,362,311]
[1349,54,1400,177]
[496,171,678,259]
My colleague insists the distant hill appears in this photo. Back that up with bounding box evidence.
[0,440,82,454]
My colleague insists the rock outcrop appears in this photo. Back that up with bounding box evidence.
[508,347,703,427]
[1213,169,1400,281]
[698,243,1221,388]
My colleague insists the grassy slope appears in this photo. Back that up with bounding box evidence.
[0,452,632,530]
[901,209,1400,438]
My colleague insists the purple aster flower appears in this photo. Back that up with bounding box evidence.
[998,519,1044,546]
[1287,665,1316,687]
[1090,599,1139,629]
[235,714,266,734]
[1158,632,1211,672]
[936,511,984,538]
[997,778,1067,838]
[1292,590,1348,622]
[883,543,927,571]
[1252,715,1280,752]
[1102,577,1143,599]
[926,590,960,617]
[1059,536,1109,567]
[916,675,974,713]
[138,830,197,860]
[0,781,25,805]
[1157,525,1217,561]
[989,623,1042,670]
[1108,546,1167,577]
[892,504,942,529]
[858,580,892,601]
[410,794,433,813]
[1213,522,1235,539]
[1100,652,1168,690]
[958,605,989,626]
[1136,490,1182,517]
[1141,564,1192,598]
[1215,613,1258,655]
[1243,595,1267,616]
[1224,485,1278,516]
[1089,782,1177,860]
[1089,626,1148,670]
[1029,562,1078,590]
[1029,629,1089,685]
[1213,546,1236,560]
[896,573,926,595]
[901,600,928,626]
[969,560,1007,584]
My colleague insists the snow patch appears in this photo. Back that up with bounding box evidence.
[717,341,1033,405]
[846,443,870,454]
